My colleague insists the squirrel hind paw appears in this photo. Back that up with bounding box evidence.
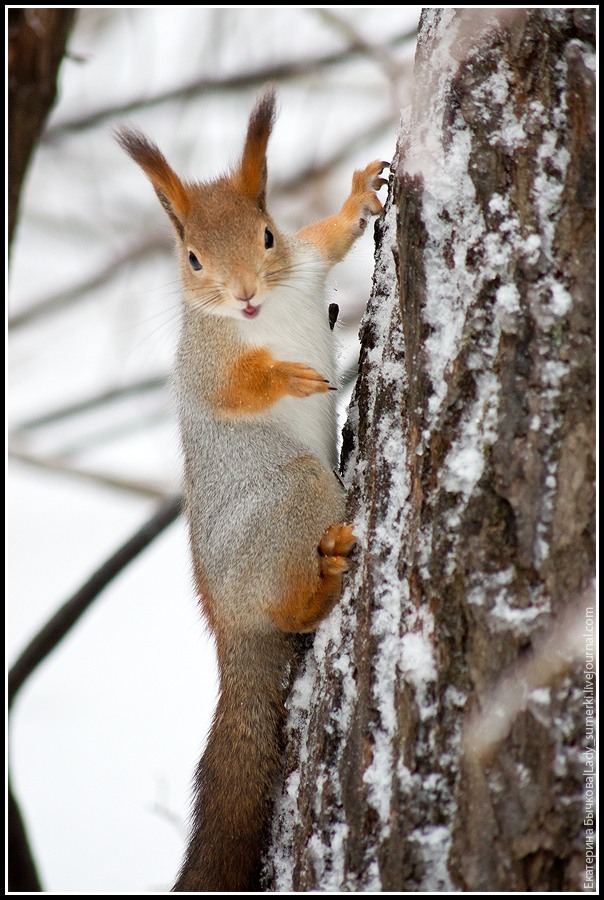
[319,522,356,559]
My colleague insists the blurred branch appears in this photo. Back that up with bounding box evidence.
[46,410,169,458]
[279,113,394,196]
[8,494,182,710]
[462,586,594,764]
[314,9,405,83]
[43,27,417,140]
[8,8,76,251]
[8,237,167,330]
[150,800,187,840]
[14,375,168,430]
[8,777,42,892]
[9,445,175,500]
[314,10,413,113]
[7,489,181,892]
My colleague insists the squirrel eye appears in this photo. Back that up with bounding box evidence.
[264,228,274,250]
[188,251,202,271]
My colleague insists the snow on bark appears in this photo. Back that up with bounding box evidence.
[265,8,595,892]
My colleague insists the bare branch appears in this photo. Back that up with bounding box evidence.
[313,10,414,113]
[7,493,182,892]
[150,800,187,840]
[314,9,408,82]
[14,376,169,431]
[463,586,595,763]
[8,494,182,710]
[43,28,417,141]
[278,113,394,196]
[8,237,168,330]
[9,445,175,500]
[44,412,171,459]
[8,777,42,892]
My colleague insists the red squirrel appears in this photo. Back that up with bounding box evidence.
[117,89,386,892]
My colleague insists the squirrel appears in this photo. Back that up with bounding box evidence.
[117,88,387,892]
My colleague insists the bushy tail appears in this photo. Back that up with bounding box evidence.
[173,629,296,892]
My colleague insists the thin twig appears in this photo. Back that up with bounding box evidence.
[8,494,182,710]
[13,375,169,431]
[43,28,417,141]
[150,801,187,840]
[314,9,406,82]
[8,237,168,330]
[279,113,394,197]
[9,445,175,500]
[313,9,414,114]
[41,411,170,459]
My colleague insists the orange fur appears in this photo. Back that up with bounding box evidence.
[191,556,219,636]
[270,522,356,633]
[298,159,388,265]
[212,347,331,415]
[116,129,190,230]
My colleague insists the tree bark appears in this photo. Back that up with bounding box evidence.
[8,8,76,251]
[265,8,595,892]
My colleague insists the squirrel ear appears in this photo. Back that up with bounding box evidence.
[232,88,276,211]
[116,128,189,239]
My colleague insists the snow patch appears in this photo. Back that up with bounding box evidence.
[529,687,551,705]
[443,371,499,501]
[549,282,573,316]
[410,825,454,892]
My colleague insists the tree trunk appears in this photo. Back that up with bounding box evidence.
[265,8,595,892]
[8,8,76,251]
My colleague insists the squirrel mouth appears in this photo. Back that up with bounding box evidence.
[242,303,261,319]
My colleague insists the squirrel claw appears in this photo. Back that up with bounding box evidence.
[283,361,332,398]
[318,522,356,577]
[320,554,350,577]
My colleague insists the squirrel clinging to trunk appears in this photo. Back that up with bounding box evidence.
[117,88,387,892]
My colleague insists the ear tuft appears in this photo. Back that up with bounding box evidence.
[232,87,277,210]
[116,128,189,238]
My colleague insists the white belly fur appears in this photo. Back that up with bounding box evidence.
[236,250,338,467]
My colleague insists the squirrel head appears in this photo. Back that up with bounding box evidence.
[117,88,292,321]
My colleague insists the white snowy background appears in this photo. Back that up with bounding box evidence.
[7,8,419,892]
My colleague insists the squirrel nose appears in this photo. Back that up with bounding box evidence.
[233,279,257,304]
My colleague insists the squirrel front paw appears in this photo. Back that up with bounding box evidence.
[318,522,356,576]
[349,160,389,232]
[279,361,334,398]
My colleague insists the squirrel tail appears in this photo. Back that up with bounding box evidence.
[173,628,297,892]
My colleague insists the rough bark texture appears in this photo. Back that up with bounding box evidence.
[265,8,595,892]
[8,7,76,250]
